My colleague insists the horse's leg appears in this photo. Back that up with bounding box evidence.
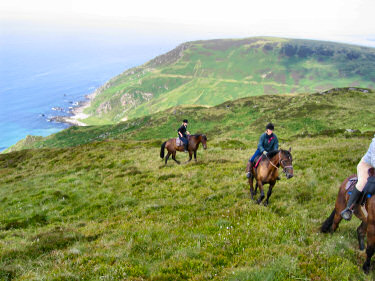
[172,152,180,165]
[165,152,171,165]
[364,202,375,273]
[256,180,265,204]
[363,222,375,273]
[249,176,255,200]
[357,221,367,251]
[186,151,193,163]
[331,211,343,232]
[353,206,368,250]
[194,150,197,162]
[264,182,276,206]
[330,187,347,232]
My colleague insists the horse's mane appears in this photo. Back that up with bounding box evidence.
[267,149,292,159]
[191,134,207,140]
[266,150,280,158]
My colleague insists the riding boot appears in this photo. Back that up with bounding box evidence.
[340,188,362,221]
[246,161,253,178]
[184,144,188,153]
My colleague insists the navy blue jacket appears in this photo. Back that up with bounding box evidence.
[257,133,278,153]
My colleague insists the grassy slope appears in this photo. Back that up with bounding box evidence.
[82,37,375,124]
[2,88,375,279]
[6,87,375,152]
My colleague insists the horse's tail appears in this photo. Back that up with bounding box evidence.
[160,141,166,159]
[320,208,336,233]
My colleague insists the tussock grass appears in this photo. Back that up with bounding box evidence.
[1,136,375,280]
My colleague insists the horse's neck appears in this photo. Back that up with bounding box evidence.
[269,152,280,168]
[191,135,201,144]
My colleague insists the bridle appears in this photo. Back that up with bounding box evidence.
[266,151,293,174]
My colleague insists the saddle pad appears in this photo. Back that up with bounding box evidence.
[345,177,358,192]
[254,155,263,168]
[176,138,183,147]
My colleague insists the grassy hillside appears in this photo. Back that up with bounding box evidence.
[2,88,375,279]
[6,87,375,152]
[1,129,375,280]
[80,37,375,125]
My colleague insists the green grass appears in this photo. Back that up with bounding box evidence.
[6,87,375,152]
[1,135,375,280]
[2,87,375,279]
[80,37,375,124]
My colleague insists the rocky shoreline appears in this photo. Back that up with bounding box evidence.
[49,91,96,126]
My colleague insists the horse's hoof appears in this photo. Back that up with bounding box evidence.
[363,263,370,274]
[263,201,269,207]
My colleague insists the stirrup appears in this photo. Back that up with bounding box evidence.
[340,208,353,221]
[246,172,251,178]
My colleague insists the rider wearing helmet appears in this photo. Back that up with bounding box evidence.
[178,119,190,152]
[246,123,279,178]
[341,135,375,220]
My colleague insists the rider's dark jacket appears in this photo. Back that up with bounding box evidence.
[258,133,279,153]
[178,125,187,138]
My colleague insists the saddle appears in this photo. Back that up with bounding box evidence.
[347,168,375,206]
[176,136,189,148]
[252,155,263,169]
[176,138,183,147]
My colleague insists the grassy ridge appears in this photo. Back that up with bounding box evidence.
[6,87,375,152]
[82,37,375,124]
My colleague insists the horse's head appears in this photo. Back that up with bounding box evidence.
[280,148,293,179]
[201,134,207,150]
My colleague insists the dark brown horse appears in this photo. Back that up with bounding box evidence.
[160,134,207,165]
[321,168,375,273]
[248,148,294,206]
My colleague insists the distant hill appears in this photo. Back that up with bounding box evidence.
[5,87,375,152]
[79,37,375,125]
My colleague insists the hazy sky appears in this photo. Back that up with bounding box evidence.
[1,0,375,46]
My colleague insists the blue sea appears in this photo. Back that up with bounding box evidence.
[0,24,179,151]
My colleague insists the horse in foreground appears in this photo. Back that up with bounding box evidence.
[248,148,294,206]
[321,168,375,273]
[160,134,207,165]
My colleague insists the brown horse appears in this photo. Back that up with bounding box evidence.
[160,134,207,165]
[248,148,294,206]
[321,168,375,273]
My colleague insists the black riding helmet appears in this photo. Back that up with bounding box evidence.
[266,123,274,130]
[183,119,188,123]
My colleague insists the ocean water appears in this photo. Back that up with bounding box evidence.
[0,25,178,151]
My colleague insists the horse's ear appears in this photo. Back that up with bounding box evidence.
[288,147,292,152]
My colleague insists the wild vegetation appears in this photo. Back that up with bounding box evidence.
[1,88,375,280]
[80,37,375,124]
[6,87,375,152]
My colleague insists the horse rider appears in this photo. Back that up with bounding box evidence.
[341,135,375,220]
[178,119,190,152]
[246,123,279,178]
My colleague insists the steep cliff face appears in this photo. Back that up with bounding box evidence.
[80,37,375,125]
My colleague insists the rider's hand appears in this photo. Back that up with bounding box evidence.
[263,151,267,155]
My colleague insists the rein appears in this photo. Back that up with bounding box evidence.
[266,151,293,172]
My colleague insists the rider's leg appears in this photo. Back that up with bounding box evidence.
[246,149,260,178]
[341,160,371,220]
[183,138,188,152]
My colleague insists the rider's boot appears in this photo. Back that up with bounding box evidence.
[246,161,253,178]
[184,144,188,153]
[340,187,362,221]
